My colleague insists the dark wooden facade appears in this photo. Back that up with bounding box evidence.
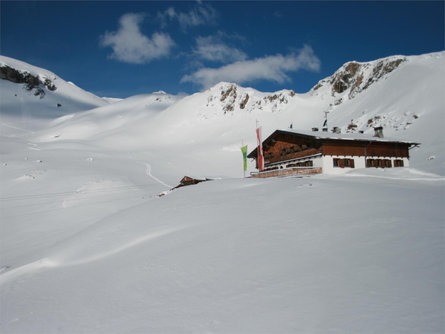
[321,140,410,158]
[248,130,416,169]
[255,132,322,167]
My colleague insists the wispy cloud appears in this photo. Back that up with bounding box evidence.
[100,13,175,64]
[273,11,283,18]
[181,45,321,88]
[193,35,247,63]
[158,3,217,30]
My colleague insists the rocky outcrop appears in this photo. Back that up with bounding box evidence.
[361,58,404,92]
[239,93,249,109]
[311,56,406,102]
[203,82,296,117]
[220,84,237,113]
[0,65,57,98]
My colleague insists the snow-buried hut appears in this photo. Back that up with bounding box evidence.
[248,128,418,177]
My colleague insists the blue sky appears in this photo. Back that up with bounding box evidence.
[1,1,444,98]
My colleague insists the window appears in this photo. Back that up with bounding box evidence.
[287,160,313,168]
[367,159,398,168]
[394,159,404,167]
[333,158,355,168]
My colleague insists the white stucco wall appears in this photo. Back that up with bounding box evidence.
[264,154,409,175]
[322,155,410,174]
[321,155,364,174]
[403,157,410,167]
[312,156,324,168]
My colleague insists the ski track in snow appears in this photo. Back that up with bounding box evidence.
[145,163,173,189]
[0,227,184,286]
[0,122,35,134]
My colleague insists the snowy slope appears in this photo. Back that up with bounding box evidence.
[312,52,445,173]
[37,91,183,143]
[1,172,443,333]
[33,81,328,179]
[0,55,110,134]
[34,51,445,177]
[1,52,444,333]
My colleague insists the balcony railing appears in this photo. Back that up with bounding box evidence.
[250,167,322,178]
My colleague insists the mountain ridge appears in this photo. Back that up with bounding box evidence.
[1,51,444,176]
[0,55,110,131]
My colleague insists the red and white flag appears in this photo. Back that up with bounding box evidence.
[256,126,264,171]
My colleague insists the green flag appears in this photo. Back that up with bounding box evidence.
[241,145,248,172]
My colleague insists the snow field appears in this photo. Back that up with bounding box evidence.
[1,174,444,333]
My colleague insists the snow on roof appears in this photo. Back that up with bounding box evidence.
[275,128,418,144]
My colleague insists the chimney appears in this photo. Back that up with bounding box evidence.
[374,126,384,138]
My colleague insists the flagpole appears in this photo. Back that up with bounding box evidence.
[256,120,259,172]
[255,120,264,172]
[242,140,245,178]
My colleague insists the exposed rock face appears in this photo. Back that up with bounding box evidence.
[311,57,406,102]
[0,65,57,98]
[362,58,404,92]
[239,93,249,109]
[220,84,237,113]
[203,82,296,118]
[332,62,361,94]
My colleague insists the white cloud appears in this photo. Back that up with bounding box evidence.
[100,13,175,64]
[158,3,217,30]
[181,45,321,88]
[193,36,247,63]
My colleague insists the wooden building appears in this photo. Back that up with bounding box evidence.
[247,129,418,177]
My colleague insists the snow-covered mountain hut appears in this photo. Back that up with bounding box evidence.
[247,129,418,177]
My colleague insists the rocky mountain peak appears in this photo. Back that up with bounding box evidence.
[201,82,297,117]
[311,56,406,104]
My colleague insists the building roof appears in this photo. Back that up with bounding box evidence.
[281,129,417,143]
[247,129,419,158]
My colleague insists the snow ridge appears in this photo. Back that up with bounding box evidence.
[200,82,297,117]
[0,55,110,129]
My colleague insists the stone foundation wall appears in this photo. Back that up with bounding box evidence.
[251,167,322,178]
